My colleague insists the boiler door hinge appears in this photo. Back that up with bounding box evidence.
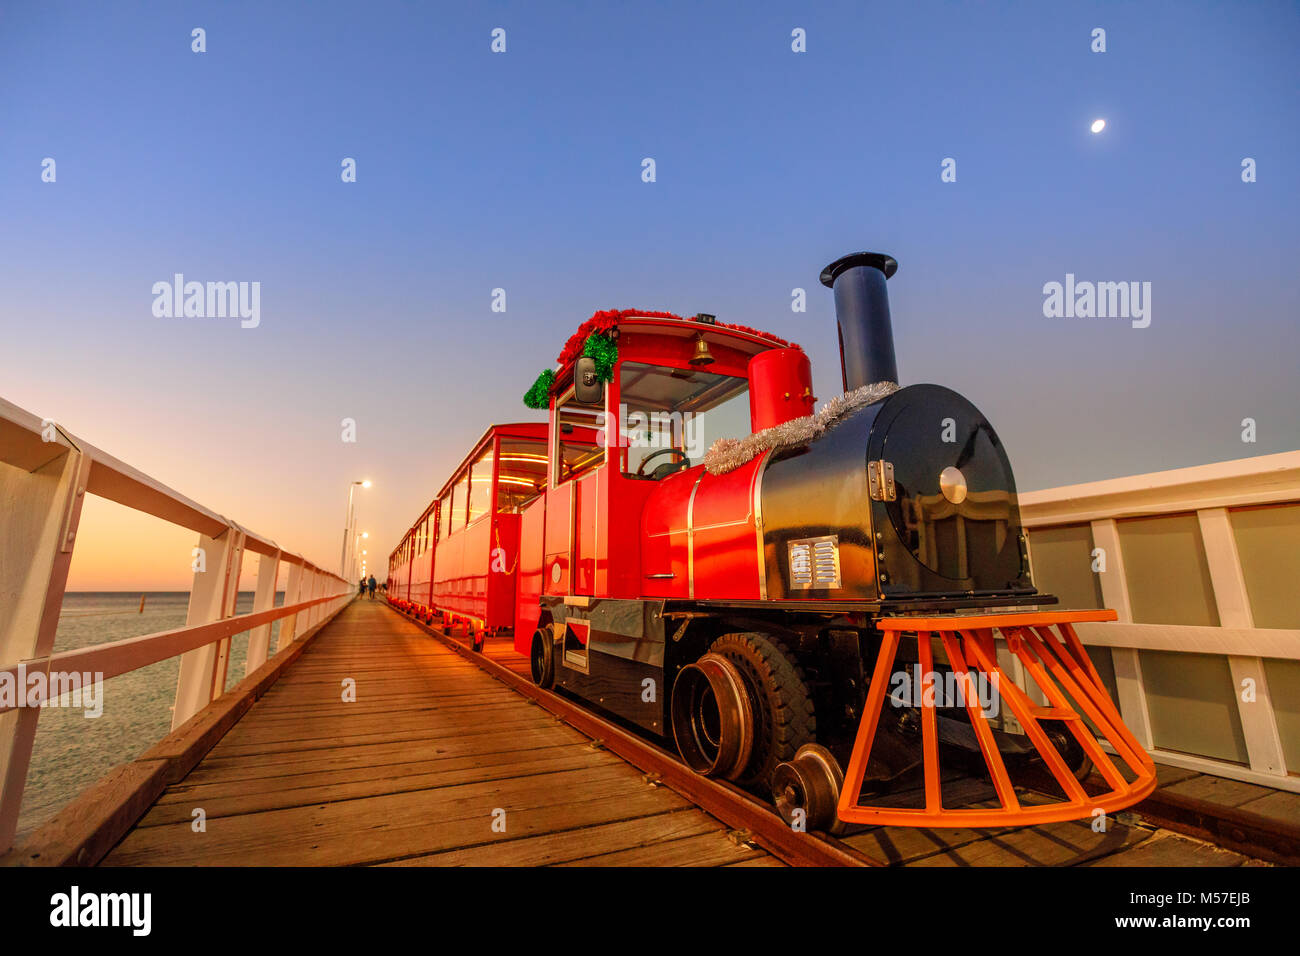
[868,460,896,501]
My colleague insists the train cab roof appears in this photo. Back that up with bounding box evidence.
[544,309,799,395]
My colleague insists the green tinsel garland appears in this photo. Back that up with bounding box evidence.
[523,368,555,409]
[521,332,616,409]
[583,331,618,383]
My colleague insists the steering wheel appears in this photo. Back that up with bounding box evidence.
[635,448,689,477]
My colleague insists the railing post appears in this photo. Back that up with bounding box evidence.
[1198,507,1287,775]
[245,549,280,675]
[0,444,89,852]
[209,527,245,701]
[276,559,304,653]
[305,569,317,631]
[1089,517,1154,750]
[171,525,243,729]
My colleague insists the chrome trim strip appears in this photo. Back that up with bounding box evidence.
[646,516,752,537]
[686,472,705,599]
[568,479,576,590]
[753,449,772,601]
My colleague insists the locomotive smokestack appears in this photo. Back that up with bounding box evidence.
[819,252,899,390]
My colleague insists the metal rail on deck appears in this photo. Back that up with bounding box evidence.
[0,396,351,851]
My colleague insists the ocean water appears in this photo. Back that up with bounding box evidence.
[16,591,286,841]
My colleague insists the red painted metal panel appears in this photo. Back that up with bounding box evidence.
[748,347,815,431]
[487,513,520,628]
[543,481,572,596]
[638,467,696,599]
[514,494,547,653]
[431,525,466,613]
[689,454,765,600]
[574,470,599,594]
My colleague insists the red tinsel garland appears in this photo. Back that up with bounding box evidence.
[554,309,797,368]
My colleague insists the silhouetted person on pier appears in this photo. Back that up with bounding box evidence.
[368,575,377,599]
[359,578,366,597]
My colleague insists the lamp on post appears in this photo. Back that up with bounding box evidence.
[341,480,371,578]
[354,532,369,583]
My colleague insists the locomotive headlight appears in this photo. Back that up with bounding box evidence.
[939,466,968,504]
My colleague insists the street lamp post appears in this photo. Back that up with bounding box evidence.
[354,532,369,584]
[341,480,371,578]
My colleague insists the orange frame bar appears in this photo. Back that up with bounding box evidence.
[836,609,1157,828]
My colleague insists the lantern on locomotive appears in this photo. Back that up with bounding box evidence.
[512,250,1156,830]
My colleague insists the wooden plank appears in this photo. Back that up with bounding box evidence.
[1082,830,1249,867]
[381,809,720,866]
[184,726,587,782]
[139,745,616,826]
[560,830,767,866]
[1159,774,1279,808]
[1235,789,1300,828]
[141,614,322,775]
[843,822,1028,866]
[94,600,775,867]
[906,817,1151,866]
[207,714,560,759]
[1154,763,1202,787]
[103,765,693,866]
[0,760,169,867]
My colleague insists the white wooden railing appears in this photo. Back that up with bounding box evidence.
[1021,450,1300,792]
[0,396,351,851]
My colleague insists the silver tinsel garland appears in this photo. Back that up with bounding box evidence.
[701,381,901,476]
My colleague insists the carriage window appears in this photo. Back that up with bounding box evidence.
[449,473,469,533]
[618,361,749,479]
[497,439,548,512]
[440,493,451,539]
[468,448,494,525]
[553,393,605,486]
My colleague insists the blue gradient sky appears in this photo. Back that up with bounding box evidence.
[2,1,1297,587]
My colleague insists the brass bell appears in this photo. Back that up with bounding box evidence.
[689,332,715,366]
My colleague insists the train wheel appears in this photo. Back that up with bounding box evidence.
[1042,720,1094,782]
[671,654,755,780]
[530,628,555,688]
[710,632,816,788]
[772,744,846,835]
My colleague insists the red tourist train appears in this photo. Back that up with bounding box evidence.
[388,251,1157,830]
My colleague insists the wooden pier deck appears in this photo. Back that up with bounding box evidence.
[88,600,1276,867]
[101,600,777,867]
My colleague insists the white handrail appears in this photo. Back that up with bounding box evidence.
[0,395,352,852]
[1019,449,1300,792]
[0,592,343,711]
